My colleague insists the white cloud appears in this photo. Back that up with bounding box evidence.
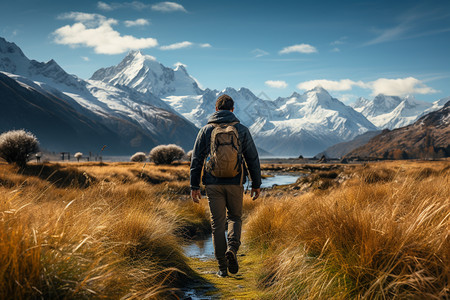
[337,93,358,104]
[364,8,450,46]
[124,18,149,27]
[297,79,365,91]
[365,24,409,46]
[97,1,152,11]
[297,77,438,96]
[151,2,187,13]
[330,36,348,46]
[369,77,438,96]
[54,12,158,54]
[81,56,90,61]
[265,80,288,89]
[58,12,112,25]
[279,44,317,54]
[160,41,192,50]
[331,47,340,52]
[199,43,212,48]
[97,1,113,11]
[173,62,187,68]
[252,48,269,58]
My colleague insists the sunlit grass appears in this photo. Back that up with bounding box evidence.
[246,161,450,299]
[0,162,208,299]
[1,160,448,299]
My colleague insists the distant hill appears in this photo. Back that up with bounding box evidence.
[346,101,450,159]
[0,72,146,153]
[316,130,381,158]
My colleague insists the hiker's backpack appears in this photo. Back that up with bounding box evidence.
[205,122,242,178]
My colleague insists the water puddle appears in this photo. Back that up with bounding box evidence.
[260,174,299,188]
[184,236,215,260]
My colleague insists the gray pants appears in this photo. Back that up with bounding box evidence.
[206,185,243,268]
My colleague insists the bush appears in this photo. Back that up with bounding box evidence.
[130,152,147,162]
[74,152,83,162]
[149,144,185,165]
[186,150,193,162]
[0,130,39,167]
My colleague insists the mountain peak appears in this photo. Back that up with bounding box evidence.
[0,37,26,57]
[90,50,202,97]
[174,63,188,74]
[310,86,329,94]
[290,91,301,98]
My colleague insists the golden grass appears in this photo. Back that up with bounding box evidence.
[246,161,450,299]
[2,160,448,299]
[0,162,210,299]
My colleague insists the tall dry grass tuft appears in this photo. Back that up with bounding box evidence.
[246,162,450,299]
[0,162,206,299]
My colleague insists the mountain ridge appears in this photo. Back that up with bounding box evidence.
[0,37,199,154]
[346,101,450,159]
[1,36,449,157]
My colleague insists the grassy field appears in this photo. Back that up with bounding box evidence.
[247,160,450,299]
[0,160,448,299]
[0,162,210,299]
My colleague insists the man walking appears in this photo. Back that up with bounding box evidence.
[190,94,261,277]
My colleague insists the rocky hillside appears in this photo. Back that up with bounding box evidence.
[346,101,450,159]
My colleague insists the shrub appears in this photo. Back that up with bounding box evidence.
[0,130,39,167]
[130,152,147,162]
[186,150,193,162]
[74,152,83,162]
[149,144,185,165]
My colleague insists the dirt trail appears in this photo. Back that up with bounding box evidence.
[184,247,264,299]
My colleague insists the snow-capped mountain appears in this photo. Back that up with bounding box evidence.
[351,94,442,129]
[250,87,378,156]
[3,36,447,157]
[89,52,381,155]
[91,50,202,97]
[422,96,450,116]
[346,100,450,159]
[0,37,198,153]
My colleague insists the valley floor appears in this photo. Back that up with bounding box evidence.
[0,159,448,299]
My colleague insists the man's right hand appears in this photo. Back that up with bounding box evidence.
[251,188,260,201]
[191,189,201,203]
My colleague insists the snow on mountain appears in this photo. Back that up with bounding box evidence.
[250,87,378,156]
[422,96,450,116]
[346,100,450,159]
[87,48,377,156]
[0,37,198,152]
[155,85,378,156]
[91,50,202,97]
[352,97,371,110]
[3,36,447,157]
[351,94,444,129]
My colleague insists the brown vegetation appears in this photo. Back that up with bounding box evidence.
[1,160,448,299]
[246,161,450,299]
[0,162,210,299]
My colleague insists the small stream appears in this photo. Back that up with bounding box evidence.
[260,174,299,188]
[182,174,300,299]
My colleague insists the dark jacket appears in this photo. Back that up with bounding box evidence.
[190,110,261,190]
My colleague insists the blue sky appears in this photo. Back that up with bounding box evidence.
[1,0,449,103]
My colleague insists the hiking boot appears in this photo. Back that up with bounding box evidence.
[216,269,228,278]
[225,249,239,274]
